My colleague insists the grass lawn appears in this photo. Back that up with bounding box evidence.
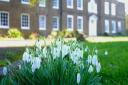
[0,37,128,84]
[85,41,128,85]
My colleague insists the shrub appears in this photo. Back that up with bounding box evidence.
[29,32,39,40]
[1,38,102,85]
[103,32,109,36]
[8,28,23,38]
[74,31,85,42]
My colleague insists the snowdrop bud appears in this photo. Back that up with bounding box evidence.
[88,65,94,73]
[77,73,81,84]
[85,46,88,52]
[105,51,108,56]
[95,49,98,54]
[3,67,7,75]
[18,65,21,70]
[31,57,41,73]
[87,55,92,64]
[92,55,98,66]
[96,62,101,73]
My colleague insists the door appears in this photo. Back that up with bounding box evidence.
[89,15,97,36]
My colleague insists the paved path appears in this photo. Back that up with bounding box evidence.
[0,40,52,48]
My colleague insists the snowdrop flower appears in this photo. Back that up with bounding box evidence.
[95,49,98,54]
[22,51,32,63]
[96,62,101,73]
[88,65,94,73]
[43,47,47,58]
[85,46,89,52]
[77,73,81,84]
[31,57,41,72]
[87,55,92,64]
[92,55,98,66]
[18,65,21,70]
[35,40,42,50]
[105,51,108,56]
[62,45,70,58]
[3,67,7,75]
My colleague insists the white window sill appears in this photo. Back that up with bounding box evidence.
[0,26,9,29]
[21,27,30,30]
[21,2,30,5]
[77,8,83,10]
[39,28,46,30]
[39,4,46,7]
[67,6,73,9]
[53,7,59,9]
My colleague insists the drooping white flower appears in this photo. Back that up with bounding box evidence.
[31,57,41,72]
[43,47,47,58]
[87,55,92,64]
[85,46,89,52]
[105,51,108,56]
[77,73,81,84]
[3,67,7,75]
[18,65,21,70]
[22,52,32,63]
[62,45,70,59]
[95,49,98,54]
[92,55,98,66]
[35,40,42,50]
[96,62,101,73]
[88,65,94,73]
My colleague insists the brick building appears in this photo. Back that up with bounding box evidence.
[0,0,125,36]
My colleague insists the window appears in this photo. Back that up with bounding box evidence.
[77,16,83,32]
[39,15,46,30]
[0,11,9,28]
[104,19,109,33]
[39,0,46,7]
[77,0,83,10]
[67,0,73,9]
[104,2,109,15]
[0,0,10,2]
[52,16,59,30]
[21,0,29,4]
[118,21,122,32]
[111,3,116,16]
[112,20,116,33]
[21,13,30,29]
[88,0,97,14]
[67,15,73,31]
[52,0,59,9]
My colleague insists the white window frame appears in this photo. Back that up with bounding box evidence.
[39,15,46,30]
[21,0,30,4]
[111,3,116,16]
[21,13,30,30]
[104,19,109,33]
[0,11,9,29]
[52,0,59,9]
[67,0,73,9]
[67,15,73,31]
[77,0,83,10]
[111,20,116,33]
[88,0,97,14]
[52,16,59,31]
[77,16,83,32]
[39,0,46,7]
[104,2,109,15]
[0,0,10,2]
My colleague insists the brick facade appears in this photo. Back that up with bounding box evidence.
[0,0,125,36]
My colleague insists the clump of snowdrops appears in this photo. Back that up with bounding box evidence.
[1,38,103,85]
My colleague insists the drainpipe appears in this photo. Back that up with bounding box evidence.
[59,0,62,31]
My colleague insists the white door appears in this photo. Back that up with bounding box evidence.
[89,15,97,36]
